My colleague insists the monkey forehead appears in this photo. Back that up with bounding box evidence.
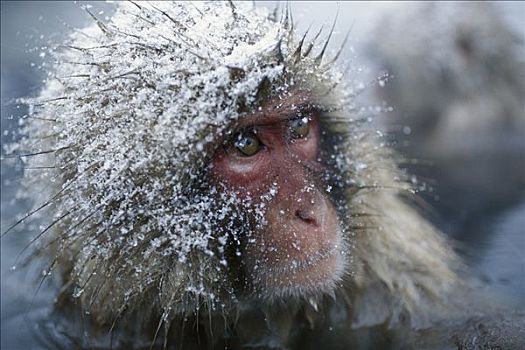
[64,3,292,140]
[234,91,314,127]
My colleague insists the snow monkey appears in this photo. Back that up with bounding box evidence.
[5,2,524,350]
[366,2,525,241]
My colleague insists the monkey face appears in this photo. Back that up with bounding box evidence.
[12,0,356,322]
[211,93,346,299]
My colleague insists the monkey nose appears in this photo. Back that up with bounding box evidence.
[295,209,318,226]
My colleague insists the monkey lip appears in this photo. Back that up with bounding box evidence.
[260,241,344,292]
[288,244,339,271]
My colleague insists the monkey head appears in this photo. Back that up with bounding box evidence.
[11,1,460,344]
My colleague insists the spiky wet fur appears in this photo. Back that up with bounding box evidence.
[7,2,462,349]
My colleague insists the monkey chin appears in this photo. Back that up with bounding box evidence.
[250,236,347,302]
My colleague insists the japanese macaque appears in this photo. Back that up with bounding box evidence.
[365,2,525,239]
[5,2,524,350]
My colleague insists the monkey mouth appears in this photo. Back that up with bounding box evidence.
[287,244,340,272]
[254,239,346,297]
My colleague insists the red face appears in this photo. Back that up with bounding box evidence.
[211,93,344,297]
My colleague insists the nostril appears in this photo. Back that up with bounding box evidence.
[295,209,317,226]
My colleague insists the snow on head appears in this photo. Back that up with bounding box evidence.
[14,1,348,314]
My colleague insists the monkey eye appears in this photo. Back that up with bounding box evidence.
[232,131,261,157]
[288,116,310,140]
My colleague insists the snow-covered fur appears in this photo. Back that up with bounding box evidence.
[11,2,461,348]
